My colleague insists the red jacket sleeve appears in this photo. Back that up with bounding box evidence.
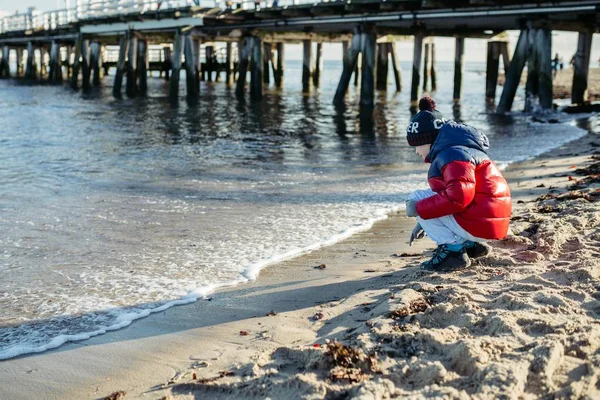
[416,161,476,220]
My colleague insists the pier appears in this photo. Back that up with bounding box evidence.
[0,0,598,112]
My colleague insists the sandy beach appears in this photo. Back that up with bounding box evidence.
[1,115,599,400]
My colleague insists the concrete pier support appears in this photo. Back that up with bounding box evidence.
[411,34,424,106]
[225,42,234,86]
[572,32,593,105]
[376,43,389,91]
[90,42,101,86]
[235,36,251,97]
[250,36,263,99]
[302,39,312,93]
[360,29,376,107]
[137,40,148,93]
[486,41,501,101]
[497,30,528,113]
[0,45,10,77]
[126,36,138,96]
[184,35,199,97]
[113,35,129,96]
[453,37,465,102]
[275,42,284,88]
[333,30,361,104]
[313,43,322,87]
[25,42,36,80]
[390,43,402,92]
[169,31,183,97]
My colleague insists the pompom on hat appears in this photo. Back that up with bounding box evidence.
[406,97,447,146]
[418,96,436,111]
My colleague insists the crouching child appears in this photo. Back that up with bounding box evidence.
[405,105,512,272]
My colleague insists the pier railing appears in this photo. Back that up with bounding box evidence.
[0,0,326,34]
[0,0,215,34]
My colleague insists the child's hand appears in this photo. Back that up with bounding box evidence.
[405,200,418,217]
[409,223,426,246]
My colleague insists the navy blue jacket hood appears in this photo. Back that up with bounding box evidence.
[426,121,490,163]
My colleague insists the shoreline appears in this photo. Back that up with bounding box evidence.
[0,115,598,399]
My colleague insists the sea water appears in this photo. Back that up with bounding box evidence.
[0,60,589,359]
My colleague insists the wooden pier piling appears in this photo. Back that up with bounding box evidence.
[48,41,61,82]
[423,42,430,91]
[81,39,91,90]
[360,29,376,107]
[112,34,129,96]
[537,28,552,110]
[169,31,183,97]
[225,42,233,86]
[263,42,271,85]
[524,30,539,110]
[486,41,501,102]
[497,29,528,113]
[572,32,592,105]
[453,37,465,102]
[184,35,199,97]
[25,42,36,79]
[250,36,263,98]
[389,43,402,92]
[275,42,284,88]
[205,45,214,82]
[411,34,424,106]
[16,48,23,77]
[90,42,101,86]
[126,35,138,96]
[163,47,171,80]
[430,42,437,91]
[302,39,312,93]
[313,42,322,87]
[137,40,148,93]
[65,46,72,79]
[376,43,389,91]
[235,36,251,97]
[39,47,48,78]
[354,53,361,87]
[333,30,360,104]
[0,45,9,77]
[500,42,510,72]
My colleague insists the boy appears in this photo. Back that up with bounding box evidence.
[405,98,512,271]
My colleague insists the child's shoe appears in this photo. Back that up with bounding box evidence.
[421,244,471,272]
[464,241,492,259]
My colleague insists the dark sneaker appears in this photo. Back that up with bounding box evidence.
[421,244,471,272]
[464,241,492,259]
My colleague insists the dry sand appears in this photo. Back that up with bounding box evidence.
[1,116,599,400]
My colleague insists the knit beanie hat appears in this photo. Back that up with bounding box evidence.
[406,97,447,146]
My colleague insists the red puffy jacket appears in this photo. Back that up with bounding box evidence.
[415,122,511,240]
